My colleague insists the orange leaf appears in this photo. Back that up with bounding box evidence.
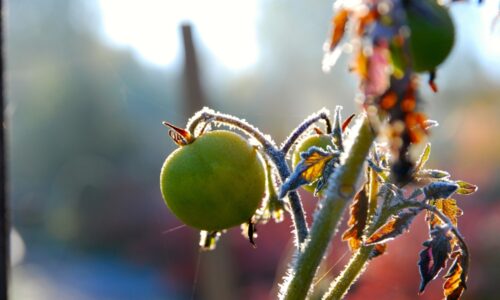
[443,252,468,300]
[279,147,339,198]
[365,208,422,245]
[301,151,335,182]
[329,9,350,51]
[342,185,369,251]
[427,198,463,229]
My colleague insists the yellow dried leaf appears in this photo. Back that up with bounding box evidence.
[301,152,334,182]
[443,252,468,300]
[428,198,462,228]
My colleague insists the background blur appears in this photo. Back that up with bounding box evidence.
[5,0,500,299]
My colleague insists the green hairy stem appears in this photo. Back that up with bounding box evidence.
[280,117,375,300]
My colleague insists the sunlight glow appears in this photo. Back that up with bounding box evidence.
[98,0,259,70]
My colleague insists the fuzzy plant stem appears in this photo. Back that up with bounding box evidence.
[322,210,388,300]
[281,108,332,155]
[186,108,332,245]
[281,117,374,300]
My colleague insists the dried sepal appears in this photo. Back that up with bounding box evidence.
[365,207,423,245]
[328,8,350,52]
[455,180,478,195]
[342,184,369,251]
[331,106,343,152]
[241,220,257,248]
[369,243,388,260]
[443,251,469,300]
[418,226,452,294]
[259,161,286,224]
[279,146,339,198]
[428,70,438,93]
[163,121,195,146]
[342,113,356,132]
[199,231,221,251]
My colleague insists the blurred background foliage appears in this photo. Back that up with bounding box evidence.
[5,0,500,299]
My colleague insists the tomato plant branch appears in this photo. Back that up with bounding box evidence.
[280,108,332,155]
[186,107,310,245]
[321,192,469,300]
[280,116,374,300]
[407,201,469,258]
[321,185,398,300]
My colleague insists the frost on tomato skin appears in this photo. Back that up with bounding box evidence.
[160,130,266,231]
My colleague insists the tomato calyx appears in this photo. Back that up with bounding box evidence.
[162,121,195,146]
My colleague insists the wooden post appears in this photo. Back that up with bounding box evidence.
[181,23,206,116]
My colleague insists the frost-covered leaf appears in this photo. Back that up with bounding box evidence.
[331,106,344,152]
[443,251,468,300]
[418,226,452,293]
[342,185,369,250]
[423,181,459,200]
[416,169,451,181]
[279,147,339,198]
[415,143,431,172]
[365,208,423,245]
[455,180,478,195]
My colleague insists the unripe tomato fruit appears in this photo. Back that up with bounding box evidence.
[160,130,266,231]
[292,134,334,193]
[392,0,455,73]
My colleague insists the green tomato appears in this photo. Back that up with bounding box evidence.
[160,130,266,231]
[392,0,455,73]
[292,134,334,193]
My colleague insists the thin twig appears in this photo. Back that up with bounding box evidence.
[280,108,332,155]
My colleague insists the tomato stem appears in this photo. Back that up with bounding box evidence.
[280,108,332,155]
[280,116,375,300]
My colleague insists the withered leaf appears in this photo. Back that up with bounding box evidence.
[329,8,349,51]
[342,185,369,251]
[365,207,423,245]
[443,251,468,300]
[427,198,463,229]
[418,226,452,294]
[423,181,459,200]
[279,147,339,198]
[369,243,388,260]
[455,180,478,195]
